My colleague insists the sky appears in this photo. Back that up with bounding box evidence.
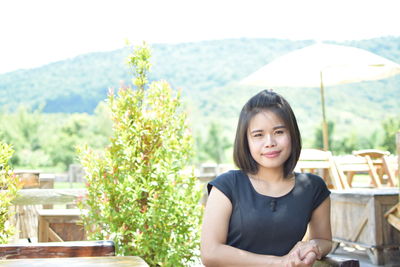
[1,0,400,74]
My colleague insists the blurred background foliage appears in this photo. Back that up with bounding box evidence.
[0,37,399,171]
[0,103,112,171]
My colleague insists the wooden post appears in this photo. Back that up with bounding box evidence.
[397,131,400,201]
[320,71,329,151]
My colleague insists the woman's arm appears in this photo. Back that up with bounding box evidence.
[308,196,332,257]
[296,197,332,264]
[200,186,283,266]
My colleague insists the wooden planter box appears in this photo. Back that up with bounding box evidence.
[331,188,400,265]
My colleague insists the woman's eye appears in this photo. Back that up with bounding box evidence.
[275,130,284,135]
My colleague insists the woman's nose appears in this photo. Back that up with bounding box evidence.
[264,134,276,147]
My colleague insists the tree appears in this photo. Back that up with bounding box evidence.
[78,43,203,266]
[0,106,52,168]
[312,121,334,150]
[381,116,400,153]
[201,122,231,164]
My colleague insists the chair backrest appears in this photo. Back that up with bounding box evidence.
[334,155,371,172]
[382,155,398,187]
[0,240,115,259]
[334,155,382,187]
[296,149,348,190]
[297,149,334,169]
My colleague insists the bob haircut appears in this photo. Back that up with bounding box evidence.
[233,89,301,178]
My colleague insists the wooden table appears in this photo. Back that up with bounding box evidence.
[0,256,148,266]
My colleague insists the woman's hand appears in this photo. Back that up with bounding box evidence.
[282,241,320,266]
[297,240,322,260]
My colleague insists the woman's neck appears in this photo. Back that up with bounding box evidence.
[248,167,295,197]
[255,167,285,183]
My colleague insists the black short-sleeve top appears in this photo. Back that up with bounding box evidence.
[207,170,330,256]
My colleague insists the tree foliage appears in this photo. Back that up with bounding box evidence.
[381,116,400,153]
[196,122,231,164]
[78,43,203,266]
[0,142,21,243]
[0,104,112,171]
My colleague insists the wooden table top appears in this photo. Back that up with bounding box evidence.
[0,256,148,267]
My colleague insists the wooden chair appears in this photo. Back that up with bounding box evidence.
[9,188,86,242]
[382,155,398,187]
[384,202,400,232]
[296,149,349,190]
[353,149,396,187]
[38,209,86,242]
[0,240,115,259]
[334,155,382,188]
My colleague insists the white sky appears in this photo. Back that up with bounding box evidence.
[1,0,400,74]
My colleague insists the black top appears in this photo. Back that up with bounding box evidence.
[207,170,330,256]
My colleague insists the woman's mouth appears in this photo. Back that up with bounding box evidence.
[262,151,281,158]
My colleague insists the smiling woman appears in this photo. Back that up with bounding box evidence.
[201,90,332,266]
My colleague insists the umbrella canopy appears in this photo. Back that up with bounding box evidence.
[240,43,400,150]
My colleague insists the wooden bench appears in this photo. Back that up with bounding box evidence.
[0,240,115,259]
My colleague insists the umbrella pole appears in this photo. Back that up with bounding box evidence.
[320,71,329,151]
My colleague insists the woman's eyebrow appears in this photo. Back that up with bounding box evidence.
[249,129,263,134]
[273,125,286,130]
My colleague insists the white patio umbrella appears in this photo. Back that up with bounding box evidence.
[240,43,400,150]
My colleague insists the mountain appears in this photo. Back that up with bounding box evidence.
[1,37,399,145]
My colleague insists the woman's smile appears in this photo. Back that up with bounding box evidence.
[262,150,281,158]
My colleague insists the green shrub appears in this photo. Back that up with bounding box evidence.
[78,43,203,266]
[0,142,21,243]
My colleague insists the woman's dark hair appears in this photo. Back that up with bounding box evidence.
[233,89,301,178]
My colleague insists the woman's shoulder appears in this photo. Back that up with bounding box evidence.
[295,172,327,188]
[207,169,244,195]
[217,169,243,179]
[211,169,244,185]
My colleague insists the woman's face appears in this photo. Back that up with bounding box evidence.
[247,110,292,173]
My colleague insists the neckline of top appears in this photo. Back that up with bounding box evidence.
[241,171,297,199]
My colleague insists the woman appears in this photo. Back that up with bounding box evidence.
[201,90,332,266]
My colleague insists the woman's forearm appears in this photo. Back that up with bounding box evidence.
[309,239,333,258]
[201,243,282,267]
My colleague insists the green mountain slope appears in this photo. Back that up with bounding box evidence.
[0,37,399,146]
